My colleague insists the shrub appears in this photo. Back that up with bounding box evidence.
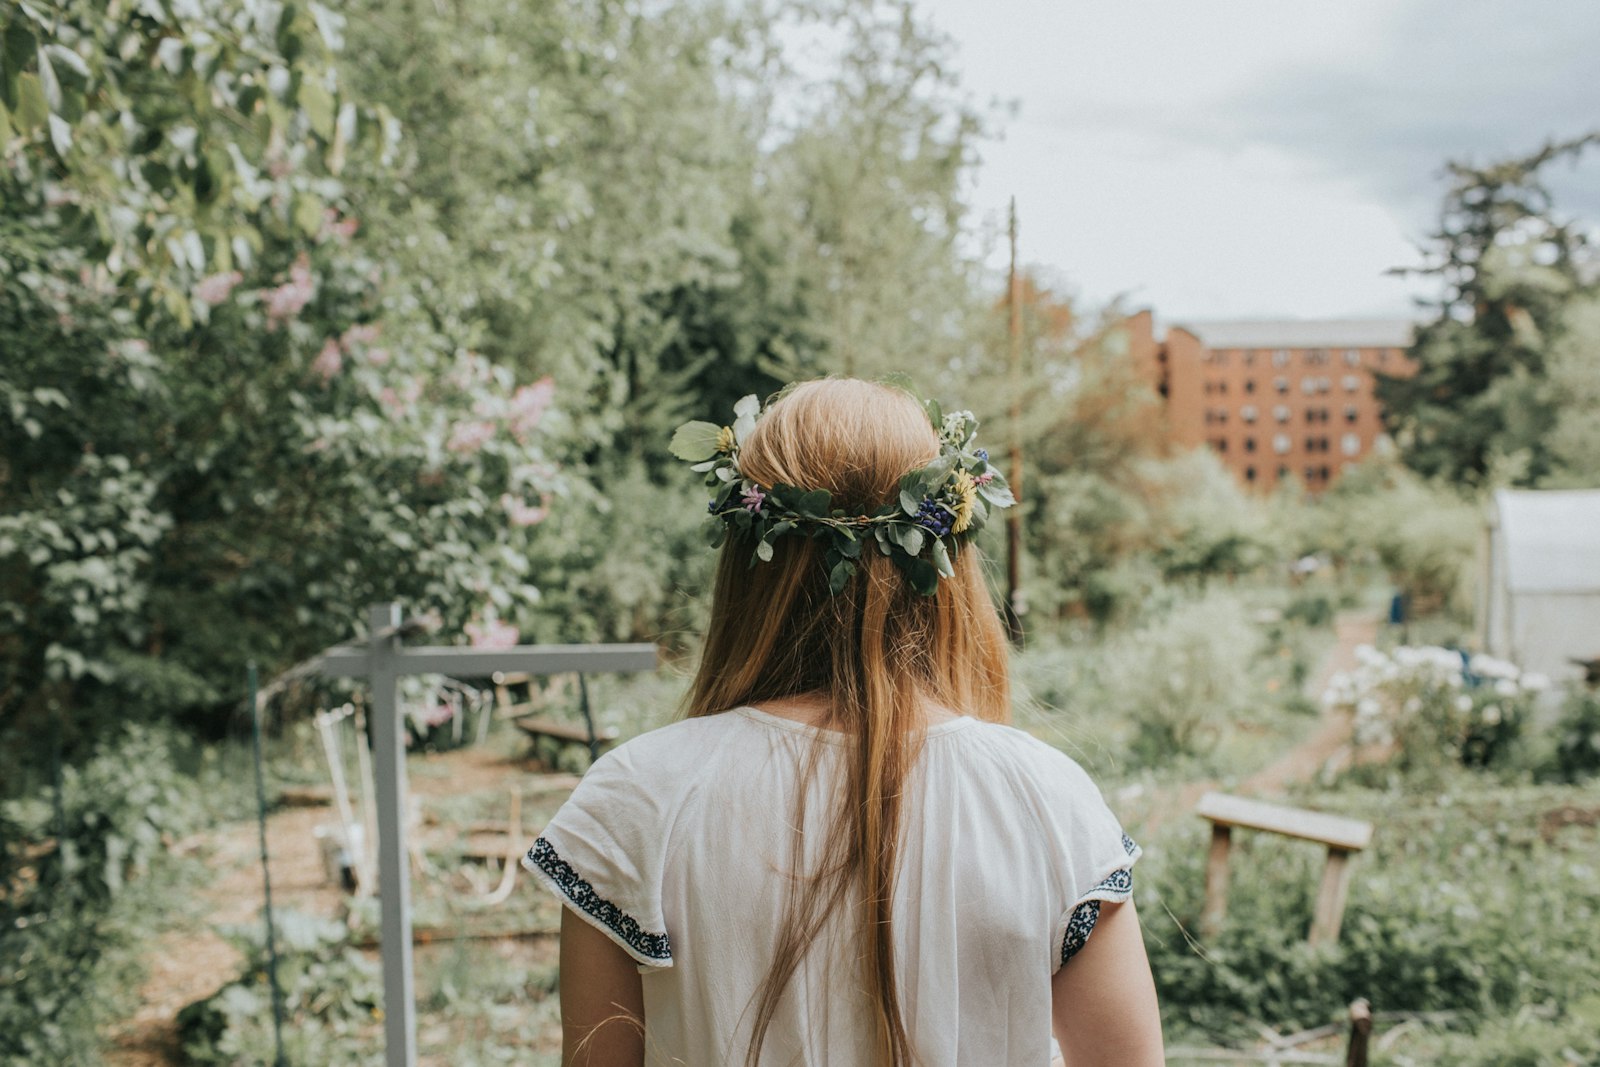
[178,912,382,1067]
[1323,646,1548,772]
[1551,687,1600,783]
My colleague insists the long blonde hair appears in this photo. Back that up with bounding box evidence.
[684,378,1011,1066]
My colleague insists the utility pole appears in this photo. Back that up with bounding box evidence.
[1005,197,1025,644]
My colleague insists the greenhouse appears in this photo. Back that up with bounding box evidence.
[1479,488,1600,681]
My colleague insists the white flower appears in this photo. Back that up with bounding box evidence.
[1481,704,1502,725]
[1455,694,1473,712]
[1494,678,1519,698]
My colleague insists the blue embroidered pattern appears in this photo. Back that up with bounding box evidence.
[1060,832,1140,965]
[526,837,672,962]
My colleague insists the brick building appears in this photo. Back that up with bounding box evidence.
[1124,314,1414,493]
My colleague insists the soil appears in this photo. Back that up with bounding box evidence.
[105,739,562,1066]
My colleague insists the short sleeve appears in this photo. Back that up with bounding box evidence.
[1037,753,1142,972]
[521,742,675,968]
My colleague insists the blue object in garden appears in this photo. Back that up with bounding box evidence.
[1388,593,1407,626]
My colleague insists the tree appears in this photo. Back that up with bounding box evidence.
[0,2,558,778]
[1380,134,1599,486]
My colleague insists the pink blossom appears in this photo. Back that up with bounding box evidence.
[399,379,423,405]
[501,493,551,527]
[340,323,381,348]
[447,420,496,454]
[510,377,555,438]
[465,618,519,650]
[312,339,343,382]
[740,485,766,513]
[974,471,995,486]
[365,347,391,367]
[322,209,360,243]
[194,271,243,307]
[262,254,315,329]
[379,387,404,414]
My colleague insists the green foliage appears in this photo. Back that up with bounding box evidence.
[0,722,225,1066]
[1381,134,1600,487]
[0,1,561,783]
[1143,782,1600,1045]
[1551,687,1600,783]
[178,911,383,1067]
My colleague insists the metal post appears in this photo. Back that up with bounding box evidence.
[1005,196,1025,645]
[369,602,417,1067]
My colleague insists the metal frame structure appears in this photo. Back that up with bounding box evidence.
[317,603,657,1066]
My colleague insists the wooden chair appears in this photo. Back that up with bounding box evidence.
[1196,791,1374,946]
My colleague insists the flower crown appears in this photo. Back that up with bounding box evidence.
[670,393,1015,595]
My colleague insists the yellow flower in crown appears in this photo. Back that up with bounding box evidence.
[715,425,736,454]
[950,470,978,534]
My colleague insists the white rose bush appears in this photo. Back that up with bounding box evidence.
[1323,645,1549,770]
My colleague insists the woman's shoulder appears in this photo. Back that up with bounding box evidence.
[954,719,1111,799]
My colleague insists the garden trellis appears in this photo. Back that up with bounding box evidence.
[315,603,657,1067]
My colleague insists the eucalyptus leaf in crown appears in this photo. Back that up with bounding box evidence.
[670,394,1015,596]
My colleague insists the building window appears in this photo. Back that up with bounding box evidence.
[1219,381,1228,394]
[1272,349,1290,367]
[1274,433,1291,455]
[1275,377,1289,394]
[1277,465,1290,481]
[1306,465,1319,483]
[1342,433,1360,456]
[1344,349,1361,366]
[1345,405,1358,423]
[1243,350,1257,366]
[1216,438,1229,453]
[1343,375,1361,392]
[1245,466,1257,482]
[1305,348,1329,366]
[1245,436,1257,452]
[1216,350,1229,366]
[1273,405,1290,423]
[1244,380,1256,394]
[1320,465,1331,481]
[1377,350,1390,365]
[1242,405,1258,422]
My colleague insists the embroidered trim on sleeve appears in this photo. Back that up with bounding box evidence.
[525,837,672,963]
[1060,833,1141,965]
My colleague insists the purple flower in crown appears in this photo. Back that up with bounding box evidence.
[975,448,989,462]
[913,498,953,538]
[740,485,766,514]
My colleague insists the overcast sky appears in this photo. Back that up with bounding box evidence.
[916,0,1600,323]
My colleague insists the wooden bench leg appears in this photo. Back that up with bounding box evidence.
[1310,846,1354,946]
[1201,823,1232,939]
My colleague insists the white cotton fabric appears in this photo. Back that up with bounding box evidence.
[521,706,1140,1067]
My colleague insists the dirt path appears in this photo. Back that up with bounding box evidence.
[105,742,559,1066]
[1242,611,1379,796]
[1126,611,1382,832]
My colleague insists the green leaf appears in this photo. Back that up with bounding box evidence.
[835,531,862,559]
[828,559,855,595]
[901,557,939,596]
[925,398,943,431]
[931,538,954,578]
[669,421,725,461]
[897,524,924,557]
[978,481,1016,508]
[756,538,774,562]
[703,517,725,548]
[899,487,921,516]
[795,489,831,518]
[297,71,335,139]
[15,71,46,132]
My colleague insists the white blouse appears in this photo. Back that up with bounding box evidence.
[522,706,1140,1066]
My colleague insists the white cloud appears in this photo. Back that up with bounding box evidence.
[918,0,1599,319]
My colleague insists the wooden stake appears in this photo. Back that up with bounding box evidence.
[1310,847,1355,946]
[1201,823,1232,939]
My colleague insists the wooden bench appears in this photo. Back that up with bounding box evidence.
[494,670,618,763]
[1196,791,1374,946]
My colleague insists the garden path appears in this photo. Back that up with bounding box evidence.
[105,742,566,1066]
[1125,610,1382,833]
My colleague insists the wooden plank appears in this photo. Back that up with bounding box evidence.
[515,716,620,746]
[1202,823,1232,939]
[1310,847,1355,946]
[1197,792,1373,852]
